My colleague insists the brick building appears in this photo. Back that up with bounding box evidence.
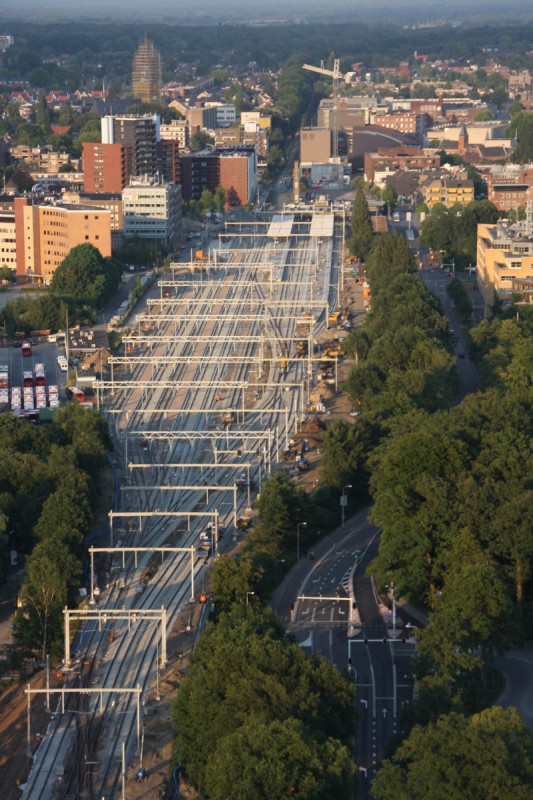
[364,146,440,182]
[180,148,257,206]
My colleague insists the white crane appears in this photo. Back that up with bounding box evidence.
[303,59,343,160]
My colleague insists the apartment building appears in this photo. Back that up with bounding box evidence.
[159,119,190,150]
[14,197,111,284]
[101,114,159,178]
[180,147,257,206]
[486,165,533,211]
[84,115,180,192]
[122,176,182,247]
[477,221,533,310]
[364,146,440,182]
[0,205,16,271]
[83,142,131,193]
[214,126,269,159]
[369,111,427,139]
[420,174,474,208]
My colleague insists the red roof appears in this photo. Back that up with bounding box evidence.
[51,125,71,135]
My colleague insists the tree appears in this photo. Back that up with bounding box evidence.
[372,707,533,800]
[255,472,301,537]
[214,185,226,212]
[350,189,374,259]
[190,130,214,152]
[14,538,81,660]
[510,112,533,162]
[50,243,121,310]
[172,607,353,793]
[365,232,416,293]
[199,188,215,212]
[320,418,364,489]
[35,91,50,129]
[204,718,355,800]
[210,555,262,613]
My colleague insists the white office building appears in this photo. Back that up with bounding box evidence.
[122,175,182,247]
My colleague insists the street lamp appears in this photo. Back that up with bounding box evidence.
[296,522,307,561]
[245,591,255,606]
[341,484,352,528]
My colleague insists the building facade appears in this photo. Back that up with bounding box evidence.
[132,37,161,105]
[300,128,331,163]
[180,148,257,206]
[83,142,131,193]
[122,176,182,247]
[420,174,474,208]
[364,146,441,182]
[477,221,533,311]
[14,198,111,284]
[101,115,159,179]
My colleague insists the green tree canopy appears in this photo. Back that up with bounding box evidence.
[350,189,374,259]
[204,718,355,800]
[373,707,533,800]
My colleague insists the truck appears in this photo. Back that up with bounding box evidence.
[22,341,32,357]
[23,371,33,388]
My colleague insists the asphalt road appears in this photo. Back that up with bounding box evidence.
[272,510,416,799]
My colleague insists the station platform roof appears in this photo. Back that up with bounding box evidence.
[267,214,294,238]
[309,213,334,239]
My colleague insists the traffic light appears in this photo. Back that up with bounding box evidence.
[364,637,368,644]
[348,657,352,666]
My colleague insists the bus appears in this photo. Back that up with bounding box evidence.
[66,386,85,402]
[35,363,46,387]
[22,341,32,357]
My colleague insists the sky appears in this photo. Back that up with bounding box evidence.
[2,0,532,23]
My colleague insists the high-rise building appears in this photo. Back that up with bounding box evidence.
[132,36,161,105]
[84,115,181,193]
[101,114,159,178]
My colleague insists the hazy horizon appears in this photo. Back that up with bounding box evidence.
[1,0,532,24]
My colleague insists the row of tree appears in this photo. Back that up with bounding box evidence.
[339,202,533,792]
[6,18,533,87]
[0,403,111,664]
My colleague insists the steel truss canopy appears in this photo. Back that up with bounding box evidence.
[267,213,294,238]
[309,213,334,239]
